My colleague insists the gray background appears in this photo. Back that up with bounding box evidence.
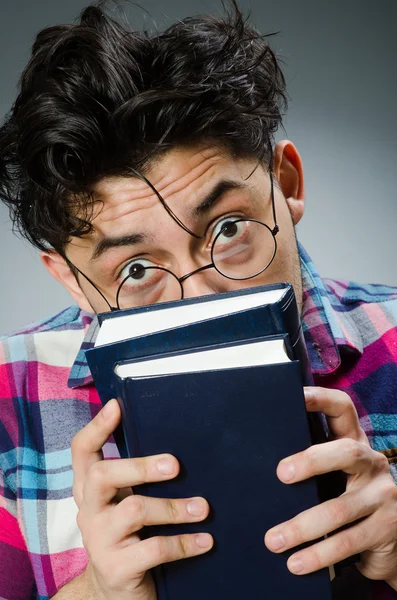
[1,0,396,335]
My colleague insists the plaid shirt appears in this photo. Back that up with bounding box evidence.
[1,245,397,600]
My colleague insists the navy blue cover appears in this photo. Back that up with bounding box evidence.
[86,285,339,495]
[86,283,313,461]
[116,360,332,599]
[85,283,344,597]
[86,283,309,405]
[97,282,292,327]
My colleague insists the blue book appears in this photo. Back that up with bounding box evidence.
[85,283,335,599]
[88,283,311,406]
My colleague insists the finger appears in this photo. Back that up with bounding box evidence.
[284,517,373,575]
[277,438,380,484]
[304,387,366,442]
[83,454,180,512]
[265,485,377,553]
[124,532,214,575]
[107,494,210,545]
[71,398,121,507]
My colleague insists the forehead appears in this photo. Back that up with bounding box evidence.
[90,145,259,230]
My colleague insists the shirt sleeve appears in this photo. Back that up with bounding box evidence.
[0,481,36,599]
[0,341,36,599]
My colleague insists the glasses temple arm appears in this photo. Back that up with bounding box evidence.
[65,258,115,311]
[127,167,202,240]
[268,145,279,236]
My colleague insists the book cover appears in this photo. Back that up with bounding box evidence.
[114,356,331,599]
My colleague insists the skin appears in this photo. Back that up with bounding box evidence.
[43,141,397,599]
[43,142,304,313]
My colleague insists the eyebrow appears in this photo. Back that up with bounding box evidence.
[193,180,248,216]
[90,179,247,261]
[91,233,148,262]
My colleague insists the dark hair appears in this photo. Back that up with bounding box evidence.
[0,0,287,254]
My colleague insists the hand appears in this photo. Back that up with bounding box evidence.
[72,398,213,600]
[264,387,397,587]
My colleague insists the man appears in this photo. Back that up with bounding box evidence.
[1,2,397,599]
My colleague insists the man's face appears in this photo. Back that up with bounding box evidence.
[53,143,304,313]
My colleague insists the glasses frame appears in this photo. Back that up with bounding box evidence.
[67,166,279,312]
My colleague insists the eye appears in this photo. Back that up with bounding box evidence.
[212,217,244,243]
[119,258,157,285]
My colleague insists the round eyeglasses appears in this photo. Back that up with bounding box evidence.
[69,216,279,311]
[67,151,279,311]
[116,217,277,308]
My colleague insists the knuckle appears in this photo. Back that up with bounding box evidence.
[335,529,364,558]
[336,534,354,558]
[303,547,322,572]
[305,445,319,470]
[167,499,180,522]
[132,457,148,484]
[352,526,368,551]
[374,452,391,474]
[327,498,349,527]
[88,460,108,486]
[151,536,168,563]
[177,534,191,558]
[286,520,304,547]
[377,477,397,502]
[343,438,366,461]
[124,495,146,525]
[148,534,195,565]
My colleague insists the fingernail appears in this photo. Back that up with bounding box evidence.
[267,531,285,551]
[156,458,174,475]
[289,557,305,574]
[187,499,205,516]
[102,400,116,420]
[278,461,295,482]
[195,533,212,548]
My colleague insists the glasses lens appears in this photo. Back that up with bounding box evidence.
[211,219,276,280]
[116,266,183,309]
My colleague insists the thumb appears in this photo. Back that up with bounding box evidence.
[304,387,367,443]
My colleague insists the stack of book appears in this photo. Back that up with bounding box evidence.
[86,283,333,600]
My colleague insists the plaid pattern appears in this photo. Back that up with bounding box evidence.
[1,246,397,599]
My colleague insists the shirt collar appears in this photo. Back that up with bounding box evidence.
[68,311,98,388]
[68,244,362,388]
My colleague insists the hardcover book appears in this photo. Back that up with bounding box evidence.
[86,283,334,599]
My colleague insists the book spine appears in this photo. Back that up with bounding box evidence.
[114,376,136,460]
[114,377,169,600]
[274,294,346,503]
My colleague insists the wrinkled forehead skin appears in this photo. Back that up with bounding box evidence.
[68,144,271,256]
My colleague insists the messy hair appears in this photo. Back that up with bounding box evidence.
[0,0,287,254]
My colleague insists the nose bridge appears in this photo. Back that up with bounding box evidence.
[180,265,220,299]
[179,263,213,284]
[151,209,220,299]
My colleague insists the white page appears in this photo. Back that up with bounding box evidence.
[96,287,286,347]
[115,338,288,378]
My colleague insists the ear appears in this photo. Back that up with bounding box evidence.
[273,140,305,225]
[41,250,94,313]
